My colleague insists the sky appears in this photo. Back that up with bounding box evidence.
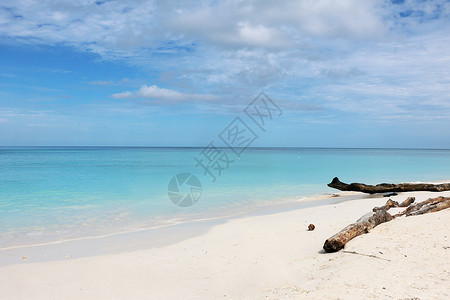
[0,0,450,148]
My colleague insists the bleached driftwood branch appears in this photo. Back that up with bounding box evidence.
[323,196,450,253]
[394,196,450,217]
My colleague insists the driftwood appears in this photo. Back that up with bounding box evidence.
[328,177,450,194]
[394,196,450,217]
[323,196,450,253]
[383,192,398,197]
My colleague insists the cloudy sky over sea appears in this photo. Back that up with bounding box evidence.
[1,0,449,147]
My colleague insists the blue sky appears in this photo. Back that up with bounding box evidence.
[1,0,450,148]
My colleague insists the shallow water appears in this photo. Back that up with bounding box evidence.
[1,146,450,248]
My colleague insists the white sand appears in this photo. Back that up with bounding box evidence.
[0,191,449,299]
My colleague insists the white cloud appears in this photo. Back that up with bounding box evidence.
[89,78,130,86]
[0,109,62,121]
[0,0,389,55]
[90,80,113,86]
[2,0,450,121]
[320,67,366,79]
[112,85,219,103]
[160,0,387,50]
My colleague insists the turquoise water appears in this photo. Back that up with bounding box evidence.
[1,147,450,248]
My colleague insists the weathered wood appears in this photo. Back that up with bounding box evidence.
[398,197,415,207]
[372,199,398,212]
[409,198,450,216]
[394,196,450,217]
[323,200,395,253]
[323,196,450,253]
[328,177,450,194]
[383,192,398,197]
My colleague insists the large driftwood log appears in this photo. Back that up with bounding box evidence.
[323,196,450,253]
[323,199,399,253]
[328,177,450,194]
[323,206,393,253]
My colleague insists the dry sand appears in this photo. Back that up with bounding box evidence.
[0,191,449,299]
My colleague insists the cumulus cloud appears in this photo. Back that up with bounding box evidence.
[1,0,450,119]
[159,0,388,50]
[112,85,219,102]
[0,0,390,55]
[1,0,448,57]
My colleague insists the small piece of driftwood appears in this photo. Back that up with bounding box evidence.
[328,177,450,194]
[323,196,450,253]
[383,192,398,197]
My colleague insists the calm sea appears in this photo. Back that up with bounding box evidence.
[1,147,450,248]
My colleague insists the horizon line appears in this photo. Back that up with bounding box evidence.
[1,146,450,151]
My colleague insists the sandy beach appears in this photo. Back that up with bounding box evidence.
[3,0,450,298]
[0,191,449,300]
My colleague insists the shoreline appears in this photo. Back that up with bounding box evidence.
[0,189,449,299]
[1,187,449,266]
[0,189,361,251]
[0,190,364,266]
[3,177,450,255]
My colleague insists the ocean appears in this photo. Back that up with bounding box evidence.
[1,146,450,248]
